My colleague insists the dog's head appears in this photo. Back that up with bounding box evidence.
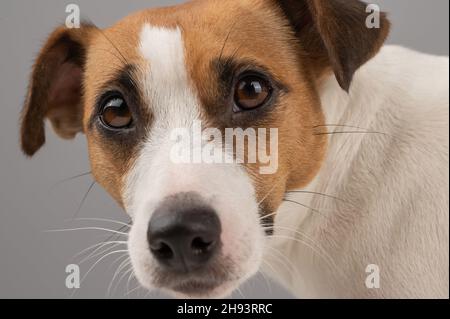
[20,0,389,298]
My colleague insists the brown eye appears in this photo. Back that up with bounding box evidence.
[100,95,133,129]
[234,75,272,111]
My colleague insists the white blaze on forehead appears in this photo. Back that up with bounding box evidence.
[140,25,186,84]
[139,24,200,128]
[125,26,265,297]
[125,24,203,213]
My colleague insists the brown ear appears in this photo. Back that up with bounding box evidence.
[20,24,96,156]
[278,0,390,91]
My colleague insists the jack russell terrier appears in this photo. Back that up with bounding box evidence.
[20,0,449,298]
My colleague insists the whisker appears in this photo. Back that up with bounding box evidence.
[312,123,390,137]
[313,130,390,137]
[267,234,336,271]
[229,43,244,62]
[99,224,131,257]
[74,224,130,264]
[107,253,129,273]
[313,126,415,154]
[107,256,131,297]
[78,242,126,265]
[218,20,239,63]
[260,260,280,289]
[73,181,96,219]
[259,211,278,222]
[284,190,350,205]
[95,28,130,66]
[264,224,331,265]
[72,217,132,228]
[44,227,128,236]
[125,268,137,298]
[264,247,296,278]
[71,250,129,298]
[115,264,134,297]
[257,269,273,295]
[313,124,373,130]
[283,194,359,225]
[113,262,134,297]
[92,48,131,68]
[282,198,326,217]
[72,240,127,261]
[104,224,131,239]
[125,284,143,297]
[265,224,320,247]
[52,171,92,187]
[235,286,246,299]
[257,175,287,206]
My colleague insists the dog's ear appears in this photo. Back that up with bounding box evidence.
[20,24,96,156]
[277,0,390,91]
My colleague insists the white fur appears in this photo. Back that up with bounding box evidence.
[125,24,265,298]
[138,25,199,130]
[265,46,449,298]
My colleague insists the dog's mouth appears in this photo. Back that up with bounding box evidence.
[149,258,238,298]
[127,189,265,299]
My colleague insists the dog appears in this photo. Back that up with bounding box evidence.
[20,0,449,298]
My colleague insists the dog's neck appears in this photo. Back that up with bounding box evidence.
[265,51,390,296]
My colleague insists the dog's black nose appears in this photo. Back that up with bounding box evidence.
[147,193,221,273]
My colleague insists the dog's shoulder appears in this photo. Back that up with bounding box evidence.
[362,45,449,114]
[342,45,449,152]
[347,45,448,194]
[303,45,450,298]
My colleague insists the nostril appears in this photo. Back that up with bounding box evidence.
[150,241,174,260]
[191,237,215,255]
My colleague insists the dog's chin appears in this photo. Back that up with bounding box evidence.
[166,280,238,299]
[137,277,239,299]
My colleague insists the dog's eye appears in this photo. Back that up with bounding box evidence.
[100,95,132,129]
[234,75,272,111]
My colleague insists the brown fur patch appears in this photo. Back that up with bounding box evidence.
[278,0,390,91]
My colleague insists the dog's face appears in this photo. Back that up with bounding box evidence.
[20,0,388,298]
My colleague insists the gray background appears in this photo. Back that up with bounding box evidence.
[0,0,448,299]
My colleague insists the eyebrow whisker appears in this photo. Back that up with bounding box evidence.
[95,28,131,67]
[218,19,240,63]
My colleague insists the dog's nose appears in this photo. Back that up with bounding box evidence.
[147,193,221,273]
